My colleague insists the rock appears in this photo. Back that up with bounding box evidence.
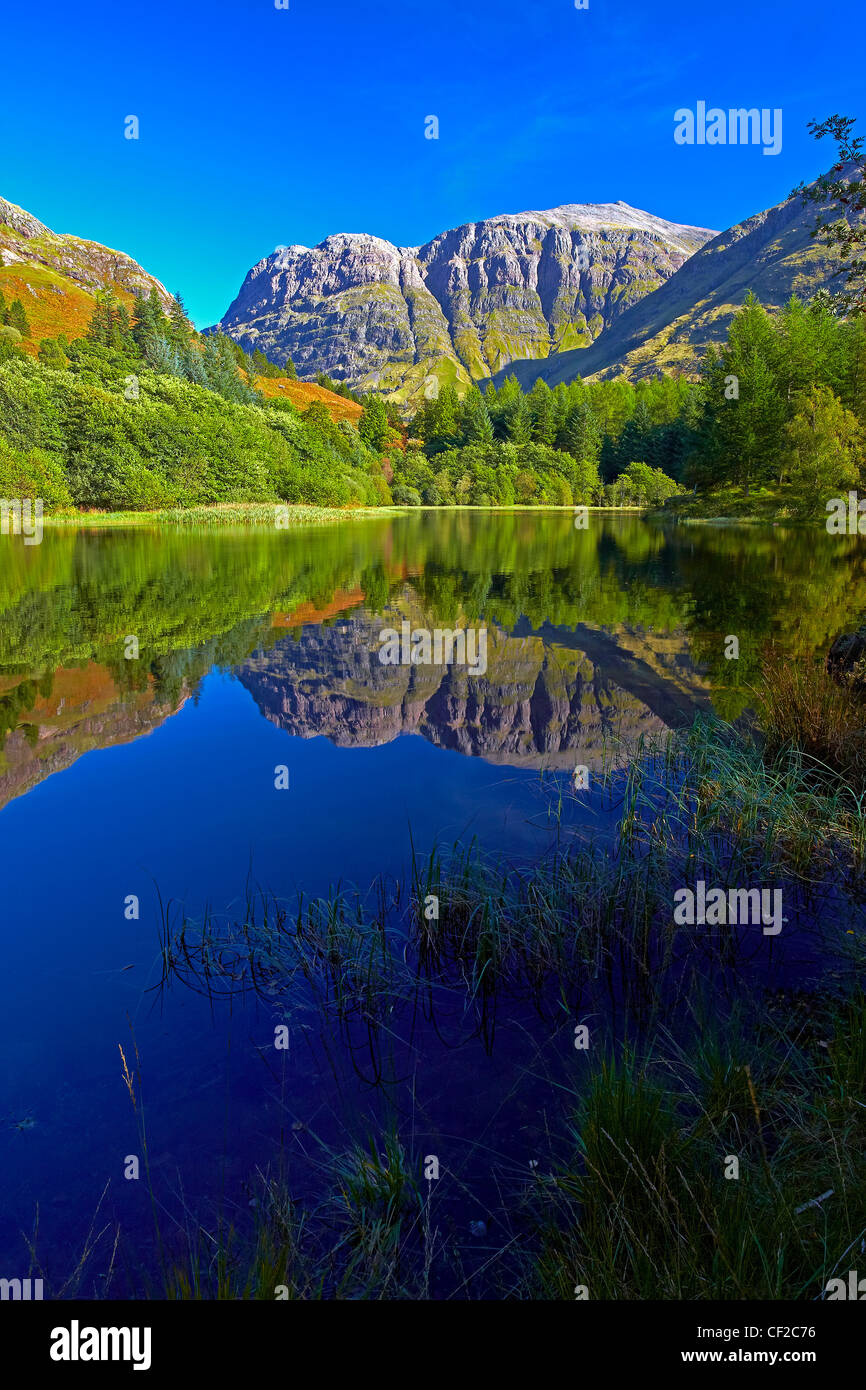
[211,203,716,403]
[0,194,174,310]
[826,628,866,687]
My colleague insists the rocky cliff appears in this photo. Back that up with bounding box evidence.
[213,203,716,403]
[238,598,710,771]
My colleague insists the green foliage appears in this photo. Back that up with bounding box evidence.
[22,262,859,516]
[0,431,71,508]
[784,384,863,513]
[410,372,697,493]
[0,353,385,512]
[687,291,866,498]
[392,439,600,506]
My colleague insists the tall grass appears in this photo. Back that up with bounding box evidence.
[533,994,866,1300]
[756,650,866,788]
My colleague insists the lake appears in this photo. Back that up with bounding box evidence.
[1,511,863,1296]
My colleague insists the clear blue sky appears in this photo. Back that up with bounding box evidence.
[1,0,862,327]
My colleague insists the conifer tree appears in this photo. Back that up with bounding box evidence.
[168,293,192,351]
[8,298,30,338]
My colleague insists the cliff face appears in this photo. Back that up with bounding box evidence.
[238,602,710,770]
[214,204,716,402]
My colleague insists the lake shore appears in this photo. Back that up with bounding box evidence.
[41,501,652,529]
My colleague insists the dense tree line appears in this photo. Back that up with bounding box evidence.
[390,288,866,515]
[1,262,863,517]
[687,292,866,511]
[0,290,391,510]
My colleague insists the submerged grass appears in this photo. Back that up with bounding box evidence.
[154,715,866,1033]
[27,715,866,1299]
[143,991,866,1301]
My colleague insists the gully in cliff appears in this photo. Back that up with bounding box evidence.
[377,622,488,676]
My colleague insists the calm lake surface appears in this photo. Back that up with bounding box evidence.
[1,512,863,1293]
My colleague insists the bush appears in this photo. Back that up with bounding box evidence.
[391,483,422,506]
[0,355,381,511]
[0,434,72,510]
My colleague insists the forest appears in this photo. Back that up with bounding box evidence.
[0,277,863,518]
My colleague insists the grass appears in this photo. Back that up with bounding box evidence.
[755,650,866,789]
[42,502,393,529]
[139,988,866,1301]
[158,714,865,1013]
[534,997,866,1300]
[23,712,866,1299]
[39,502,651,530]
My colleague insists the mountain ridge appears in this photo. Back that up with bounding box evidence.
[213,201,717,402]
[493,169,863,387]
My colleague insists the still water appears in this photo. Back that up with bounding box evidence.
[0,512,861,1293]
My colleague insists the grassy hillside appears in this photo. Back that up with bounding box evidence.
[254,374,363,424]
[0,193,364,429]
[495,169,863,388]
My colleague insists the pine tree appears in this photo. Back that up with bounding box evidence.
[561,396,602,465]
[8,298,30,338]
[131,292,152,355]
[616,398,652,465]
[168,293,191,351]
[462,387,494,444]
[358,395,390,451]
[527,378,556,445]
[147,286,168,340]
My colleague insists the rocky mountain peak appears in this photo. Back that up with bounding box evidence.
[215,199,718,402]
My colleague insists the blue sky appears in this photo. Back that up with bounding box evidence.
[1,0,862,327]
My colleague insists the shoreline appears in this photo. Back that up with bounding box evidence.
[37,502,833,531]
[41,502,649,529]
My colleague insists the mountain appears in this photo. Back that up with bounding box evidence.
[0,193,362,427]
[0,194,174,350]
[239,595,710,771]
[0,664,185,812]
[212,204,717,403]
[493,171,862,388]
